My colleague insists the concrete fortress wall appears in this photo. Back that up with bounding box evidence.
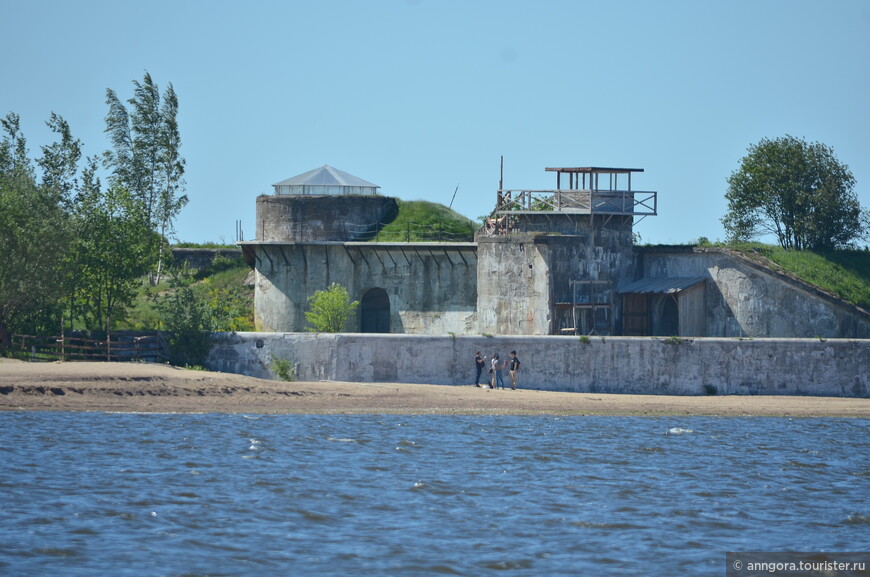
[207,333,869,398]
[476,217,637,336]
[640,248,870,338]
[252,243,478,334]
[246,194,869,339]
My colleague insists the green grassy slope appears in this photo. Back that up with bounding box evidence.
[120,253,254,332]
[724,244,870,311]
[374,199,478,242]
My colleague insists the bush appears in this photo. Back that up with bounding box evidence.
[154,272,213,366]
[305,283,359,333]
[271,356,296,382]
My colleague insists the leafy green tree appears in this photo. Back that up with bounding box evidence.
[305,283,359,333]
[723,135,864,250]
[38,114,84,332]
[0,114,71,347]
[103,72,188,280]
[72,182,152,332]
[154,83,187,282]
[37,112,82,204]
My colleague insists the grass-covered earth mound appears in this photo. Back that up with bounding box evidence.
[373,199,478,242]
[727,243,870,311]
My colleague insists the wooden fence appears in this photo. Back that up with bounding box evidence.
[8,333,171,363]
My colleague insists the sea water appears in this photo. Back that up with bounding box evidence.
[0,413,867,576]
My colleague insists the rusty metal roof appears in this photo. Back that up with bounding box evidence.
[617,277,706,294]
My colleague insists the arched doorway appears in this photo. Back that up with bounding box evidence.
[655,294,679,336]
[360,288,390,333]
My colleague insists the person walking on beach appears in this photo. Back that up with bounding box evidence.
[491,353,505,390]
[474,351,486,387]
[509,350,520,390]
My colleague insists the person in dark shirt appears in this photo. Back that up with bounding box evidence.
[509,351,520,390]
[474,351,486,387]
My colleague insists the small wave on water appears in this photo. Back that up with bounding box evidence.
[326,436,358,443]
[0,413,867,577]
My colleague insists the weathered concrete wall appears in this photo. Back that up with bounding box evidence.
[207,333,869,397]
[170,247,243,271]
[256,195,398,242]
[476,216,636,335]
[475,235,551,335]
[252,242,478,334]
[639,248,870,338]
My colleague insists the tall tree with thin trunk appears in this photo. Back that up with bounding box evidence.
[103,89,134,197]
[37,112,82,205]
[155,83,187,282]
[129,72,162,226]
[103,72,187,281]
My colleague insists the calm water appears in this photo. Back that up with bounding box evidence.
[0,413,867,577]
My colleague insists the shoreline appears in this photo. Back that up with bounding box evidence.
[1,359,869,417]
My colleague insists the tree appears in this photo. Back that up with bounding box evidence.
[0,114,71,347]
[103,72,187,280]
[71,182,152,333]
[37,112,82,204]
[305,283,359,333]
[154,82,187,282]
[723,135,864,250]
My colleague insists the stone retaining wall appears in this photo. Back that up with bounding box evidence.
[207,333,869,397]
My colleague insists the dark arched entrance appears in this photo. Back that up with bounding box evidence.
[360,288,390,333]
[656,295,679,336]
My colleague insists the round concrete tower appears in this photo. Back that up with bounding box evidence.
[256,165,397,242]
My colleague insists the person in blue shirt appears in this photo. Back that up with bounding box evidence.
[491,353,505,390]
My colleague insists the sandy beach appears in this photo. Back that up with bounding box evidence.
[1,358,868,417]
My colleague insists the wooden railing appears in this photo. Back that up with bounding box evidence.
[8,333,170,363]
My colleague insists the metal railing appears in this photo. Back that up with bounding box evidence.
[494,189,657,216]
[481,189,657,236]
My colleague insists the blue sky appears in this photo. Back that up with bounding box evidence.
[3,0,869,246]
